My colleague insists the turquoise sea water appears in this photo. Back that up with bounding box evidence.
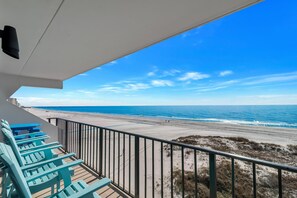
[37,105,297,128]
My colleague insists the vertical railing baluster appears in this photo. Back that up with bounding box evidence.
[144,138,147,198]
[113,131,116,182]
[161,142,164,198]
[278,169,282,198]
[118,132,120,185]
[95,127,99,172]
[56,119,59,142]
[135,136,140,198]
[171,144,173,198]
[231,158,235,198]
[181,146,184,198]
[84,125,86,161]
[71,122,76,152]
[86,126,89,164]
[253,163,256,198]
[71,122,73,152]
[83,125,86,161]
[209,153,217,198]
[65,120,68,152]
[123,134,126,190]
[84,125,87,162]
[86,126,89,165]
[78,123,82,159]
[90,127,94,169]
[104,129,107,176]
[99,128,103,176]
[152,140,155,198]
[129,134,131,193]
[70,122,72,153]
[75,122,77,153]
[194,149,198,198]
[108,130,111,178]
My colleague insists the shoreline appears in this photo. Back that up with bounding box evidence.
[26,107,297,146]
[33,106,297,129]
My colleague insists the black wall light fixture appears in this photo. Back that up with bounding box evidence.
[0,25,19,59]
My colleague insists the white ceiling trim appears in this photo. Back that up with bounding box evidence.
[0,0,262,87]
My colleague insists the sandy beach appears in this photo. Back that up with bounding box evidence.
[26,107,297,146]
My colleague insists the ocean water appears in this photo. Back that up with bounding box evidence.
[37,105,297,128]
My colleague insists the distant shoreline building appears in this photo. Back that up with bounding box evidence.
[7,98,20,107]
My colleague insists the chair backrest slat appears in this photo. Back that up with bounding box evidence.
[0,127,24,166]
[0,143,32,198]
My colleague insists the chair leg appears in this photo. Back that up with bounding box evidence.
[57,179,60,192]
[51,185,54,195]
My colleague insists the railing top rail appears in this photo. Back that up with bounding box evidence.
[50,117,297,173]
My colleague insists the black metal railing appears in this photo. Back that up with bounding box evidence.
[48,118,297,198]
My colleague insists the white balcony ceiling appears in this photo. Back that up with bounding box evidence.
[0,0,261,85]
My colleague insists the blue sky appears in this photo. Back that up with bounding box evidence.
[13,1,297,106]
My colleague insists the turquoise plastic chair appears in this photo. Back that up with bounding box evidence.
[1,119,49,145]
[0,143,78,195]
[1,122,75,193]
[2,119,45,138]
[1,127,59,166]
[0,143,111,198]
[1,122,55,152]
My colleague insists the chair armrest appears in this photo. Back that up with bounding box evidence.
[14,132,46,139]
[16,136,50,145]
[20,144,62,156]
[19,142,60,152]
[74,178,111,197]
[21,153,76,171]
[25,160,83,182]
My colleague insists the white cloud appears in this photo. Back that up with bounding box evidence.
[98,83,150,93]
[147,72,155,77]
[98,86,123,93]
[126,83,150,91]
[178,72,210,81]
[17,97,118,106]
[219,70,233,77]
[190,71,297,93]
[151,80,173,87]
[189,80,239,92]
[242,71,297,85]
[162,69,181,77]
[76,90,96,95]
[147,66,159,77]
[79,73,88,76]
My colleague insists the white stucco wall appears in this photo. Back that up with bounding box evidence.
[0,99,58,142]
[0,73,59,142]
